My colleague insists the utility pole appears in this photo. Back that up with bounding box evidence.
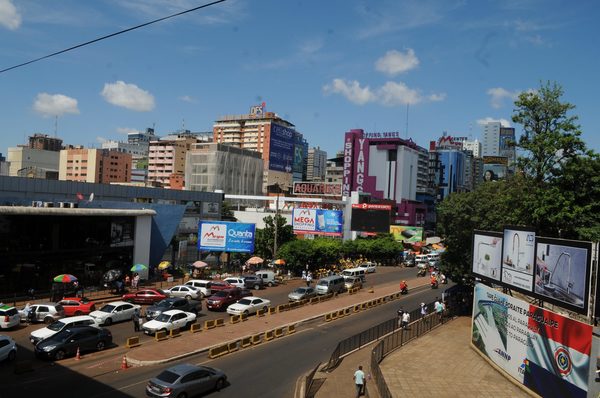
[273,183,279,259]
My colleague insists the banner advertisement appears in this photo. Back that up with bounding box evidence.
[472,231,503,282]
[389,226,423,243]
[534,238,592,314]
[292,208,343,236]
[268,124,294,172]
[501,227,536,292]
[198,221,255,253]
[472,283,592,398]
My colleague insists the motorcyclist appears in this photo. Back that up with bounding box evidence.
[440,273,447,284]
[430,274,438,288]
[399,280,408,294]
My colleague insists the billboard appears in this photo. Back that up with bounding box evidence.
[472,283,592,398]
[268,124,294,172]
[293,182,342,196]
[292,208,343,236]
[534,238,592,314]
[501,227,536,292]
[472,231,502,282]
[350,204,391,233]
[198,221,255,253]
[389,226,423,243]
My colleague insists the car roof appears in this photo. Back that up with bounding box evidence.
[58,315,95,322]
[186,279,211,283]
[165,363,205,375]
[162,309,185,316]
[0,304,16,310]
[32,302,60,307]
[103,301,132,306]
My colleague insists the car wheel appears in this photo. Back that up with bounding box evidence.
[74,310,82,316]
[7,350,16,361]
[268,282,274,287]
[243,310,249,316]
[176,393,188,398]
[54,350,66,361]
[96,340,106,351]
[254,284,260,290]
[215,378,225,391]
[104,318,113,326]
[262,306,268,312]
[44,316,54,324]
[185,295,192,300]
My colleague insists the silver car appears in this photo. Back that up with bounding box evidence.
[288,286,317,302]
[146,364,227,397]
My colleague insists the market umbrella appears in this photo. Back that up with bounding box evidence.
[102,269,122,283]
[158,261,171,270]
[130,263,148,272]
[246,256,264,265]
[192,260,209,269]
[53,274,78,283]
[273,259,286,265]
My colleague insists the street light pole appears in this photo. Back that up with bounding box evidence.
[274,184,279,259]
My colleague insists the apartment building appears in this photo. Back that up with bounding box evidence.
[59,148,132,183]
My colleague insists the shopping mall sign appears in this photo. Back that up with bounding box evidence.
[293,182,342,196]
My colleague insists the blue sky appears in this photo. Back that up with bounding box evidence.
[1,0,598,159]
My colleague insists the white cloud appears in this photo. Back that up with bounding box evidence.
[375,49,419,76]
[33,93,80,117]
[0,0,21,30]
[323,78,445,107]
[487,87,519,109]
[300,38,324,54]
[96,136,108,144]
[179,95,197,103]
[116,127,142,135]
[477,117,512,127]
[101,81,155,112]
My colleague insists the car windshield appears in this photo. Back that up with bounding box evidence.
[294,288,307,294]
[155,300,172,308]
[47,320,67,331]
[156,370,180,384]
[51,329,75,342]
[155,313,171,323]
[237,299,251,305]
[317,281,327,286]
[213,291,227,298]
[100,304,115,313]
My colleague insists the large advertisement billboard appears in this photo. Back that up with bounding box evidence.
[501,227,536,292]
[268,124,294,172]
[389,225,423,243]
[292,208,343,236]
[534,238,592,314]
[472,283,592,398]
[198,221,255,253]
[472,231,502,282]
[350,204,391,233]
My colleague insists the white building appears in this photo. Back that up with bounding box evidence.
[7,147,60,179]
[482,122,501,156]
[463,139,482,158]
[306,147,327,181]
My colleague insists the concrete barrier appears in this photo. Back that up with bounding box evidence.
[325,313,333,322]
[287,324,296,334]
[241,313,248,322]
[251,333,262,345]
[228,340,239,353]
[331,311,338,320]
[265,330,275,341]
[204,319,216,330]
[230,315,242,324]
[169,328,181,338]
[190,323,202,333]
[310,297,319,304]
[353,304,361,313]
[257,308,267,317]
[360,303,367,310]
[344,307,351,316]
[126,336,141,348]
[276,304,288,313]
[155,330,168,341]
[208,344,230,359]
[268,307,277,315]
[241,336,252,348]
[215,318,225,327]
[274,327,284,338]
[337,309,345,318]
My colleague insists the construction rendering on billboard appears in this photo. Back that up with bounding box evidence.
[389,225,424,243]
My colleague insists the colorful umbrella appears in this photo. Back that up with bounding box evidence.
[53,274,78,283]
[158,261,171,270]
[274,259,286,265]
[246,256,264,265]
[130,263,148,272]
[192,260,209,269]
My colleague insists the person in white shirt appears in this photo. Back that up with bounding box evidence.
[353,365,365,397]
[401,311,410,329]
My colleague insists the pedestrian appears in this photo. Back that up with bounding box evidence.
[27,287,35,300]
[306,271,312,287]
[302,270,306,280]
[435,298,444,321]
[353,365,365,397]
[132,273,140,289]
[397,308,404,327]
[420,302,428,317]
[133,308,141,332]
[401,311,410,329]
[125,274,131,286]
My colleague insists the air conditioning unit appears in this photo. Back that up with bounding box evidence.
[70,202,79,208]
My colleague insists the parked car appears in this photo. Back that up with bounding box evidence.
[226,297,271,316]
[184,280,212,298]
[142,310,197,335]
[34,326,112,361]
[163,285,201,300]
[255,270,279,287]
[122,289,167,305]
[206,288,252,311]
[0,335,17,362]
[18,303,64,324]
[146,364,227,398]
[0,305,20,329]
[357,262,377,273]
[223,277,245,288]
[57,297,96,317]
[242,275,264,290]
[344,276,363,290]
[145,298,201,320]
[30,315,98,345]
[89,301,140,326]
[288,286,317,302]
[209,281,234,294]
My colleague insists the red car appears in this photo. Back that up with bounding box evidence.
[57,297,96,316]
[209,281,234,294]
[122,288,167,305]
[206,288,253,311]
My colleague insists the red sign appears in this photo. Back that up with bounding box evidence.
[293,182,342,196]
[351,203,392,210]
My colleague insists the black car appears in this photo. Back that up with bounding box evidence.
[242,275,264,290]
[146,298,201,320]
[34,326,112,361]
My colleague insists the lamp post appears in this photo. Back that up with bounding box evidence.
[273,183,280,260]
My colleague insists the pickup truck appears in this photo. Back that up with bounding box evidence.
[145,297,201,320]
[206,288,253,311]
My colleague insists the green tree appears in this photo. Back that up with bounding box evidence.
[253,214,295,260]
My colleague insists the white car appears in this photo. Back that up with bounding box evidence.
[0,335,17,361]
[357,262,377,273]
[142,310,197,335]
[226,297,271,316]
[185,280,213,298]
[223,277,245,288]
[30,315,98,345]
[89,301,140,326]
[164,285,201,300]
[0,305,20,329]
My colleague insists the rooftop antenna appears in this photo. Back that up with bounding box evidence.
[182,118,185,131]
[405,103,410,139]
[54,115,58,137]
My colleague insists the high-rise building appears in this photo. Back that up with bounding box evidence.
[307,147,327,181]
[59,147,132,183]
[462,139,481,158]
[499,127,517,171]
[148,132,199,189]
[185,143,263,195]
[213,104,301,193]
[325,151,344,185]
[28,134,63,152]
[430,134,467,200]
[482,122,501,156]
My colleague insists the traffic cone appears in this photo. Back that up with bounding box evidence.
[75,347,81,360]
[121,355,129,370]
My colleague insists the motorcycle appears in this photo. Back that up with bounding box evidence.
[417,268,427,277]
[400,285,408,295]
[431,280,439,289]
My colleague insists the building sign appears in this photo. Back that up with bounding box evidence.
[483,156,508,165]
[269,124,294,173]
[293,182,342,196]
[198,221,255,253]
[390,225,424,243]
[472,283,592,398]
[364,132,401,139]
[351,203,392,210]
[342,136,354,196]
[292,208,343,236]
[354,137,367,193]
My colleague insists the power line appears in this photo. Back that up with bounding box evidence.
[0,0,226,74]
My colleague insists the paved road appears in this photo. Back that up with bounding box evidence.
[0,277,446,398]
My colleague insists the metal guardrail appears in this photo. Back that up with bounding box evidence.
[304,362,321,398]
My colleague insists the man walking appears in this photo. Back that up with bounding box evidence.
[133,308,141,332]
[353,365,365,397]
[401,311,410,329]
[434,298,444,322]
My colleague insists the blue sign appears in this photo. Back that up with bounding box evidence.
[269,124,294,172]
[292,209,343,236]
[198,221,256,253]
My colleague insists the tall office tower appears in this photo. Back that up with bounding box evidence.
[307,147,327,181]
[482,122,501,156]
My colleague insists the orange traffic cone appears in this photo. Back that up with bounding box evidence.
[121,355,129,370]
[75,347,81,360]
